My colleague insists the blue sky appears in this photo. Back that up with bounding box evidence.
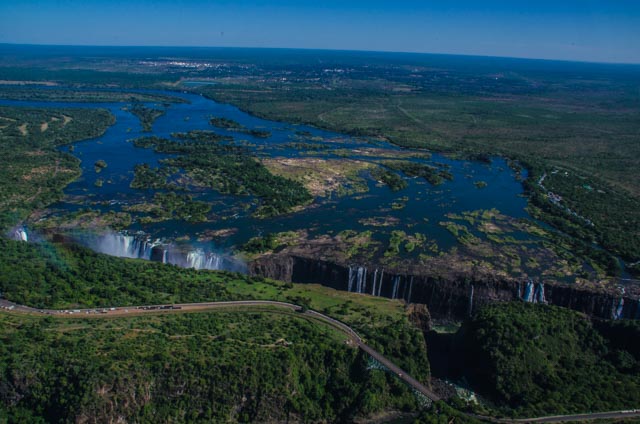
[1,0,639,63]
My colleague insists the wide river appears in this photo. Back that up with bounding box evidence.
[2,89,532,271]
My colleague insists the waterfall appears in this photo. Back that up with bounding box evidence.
[356,267,365,294]
[392,276,400,300]
[523,280,535,303]
[184,249,224,270]
[346,266,369,294]
[521,280,545,304]
[613,288,625,320]
[91,232,160,260]
[348,266,355,292]
[378,270,384,296]
[362,267,367,294]
[517,282,522,299]
[12,227,28,242]
[79,231,245,273]
[613,298,625,320]
[407,277,414,303]
[372,269,378,296]
[536,283,546,304]
[468,284,475,316]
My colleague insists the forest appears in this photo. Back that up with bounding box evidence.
[524,165,640,272]
[0,105,114,230]
[0,310,420,423]
[452,302,640,417]
[2,47,640,422]
[127,102,166,132]
[194,53,640,274]
[131,134,312,217]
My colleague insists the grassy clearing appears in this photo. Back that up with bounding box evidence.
[262,157,374,197]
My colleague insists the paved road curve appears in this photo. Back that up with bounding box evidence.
[0,298,439,401]
[3,298,640,423]
[494,410,640,423]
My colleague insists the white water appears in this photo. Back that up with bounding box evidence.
[469,284,475,316]
[522,280,546,304]
[391,276,400,299]
[407,276,414,303]
[613,287,625,320]
[371,269,378,296]
[10,227,28,242]
[362,267,367,294]
[348,266,355,292]
[348,266,368,294]
[91,232,160,260]
[83,231,245,273]
[523,280,536,303]
[185,249,223,270]
[536,283,546,303]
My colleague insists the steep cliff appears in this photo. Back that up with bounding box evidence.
[250,253,640,320]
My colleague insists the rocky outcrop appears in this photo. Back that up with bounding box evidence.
[407,304,432,332]
[250,254,640,321]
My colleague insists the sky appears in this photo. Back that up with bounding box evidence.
[1,0,639,64]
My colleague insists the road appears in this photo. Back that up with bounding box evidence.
[0,298,438,401]
[3,298,640,423]
[488,410,640,423]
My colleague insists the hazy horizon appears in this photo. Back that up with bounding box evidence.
[3,42,640,69]
[1,1,639,65]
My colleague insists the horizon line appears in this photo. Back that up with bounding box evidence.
[1,42,639,67]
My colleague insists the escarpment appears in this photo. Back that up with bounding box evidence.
[250,253,640,321]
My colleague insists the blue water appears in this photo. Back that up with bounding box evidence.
[0,89,531,258]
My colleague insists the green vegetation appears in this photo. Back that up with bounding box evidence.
[32,209,132,232]
[262,157,372,198]
[0,310,419,423]
[0,106,114,230]
[130,163,174,189]
[199,61,640,275]
[209,116,244,129]
[209,116,271,138]
[281,141,332,151]
[414,402,483,424]
[437,209,620,279]
[132,135,312,217]
[0,93,433,423]
[474,181,487,189]
[171,130,233,143]
[0,236,428,379]
[0,86,187,103]
[126,102,165,132]
[93,159,107,172]
[526,167,640,270]
[335,230,379,259]
[382,161,451,186]
[385,231,426,256]
[439,222,479,246]
[242,233,281,253]
[454,302,640,417]
[140,192,211,223]
[371,167,408,191]
[244,129,271,138]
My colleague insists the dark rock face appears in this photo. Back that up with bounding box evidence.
[250,254,640,321]
[407,304,432,332]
